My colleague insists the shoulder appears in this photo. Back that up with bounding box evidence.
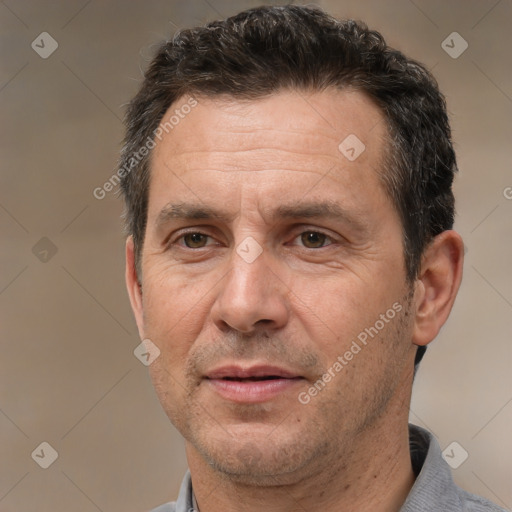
[457,489,509,512]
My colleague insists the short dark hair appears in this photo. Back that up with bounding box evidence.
[120,4,457,290]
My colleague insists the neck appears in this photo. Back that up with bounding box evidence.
[186,372,416,512]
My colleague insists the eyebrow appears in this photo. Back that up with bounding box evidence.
[273,201,361,224]
[271,200,369,232]
[155,203,236,228]
[155,200,366,230]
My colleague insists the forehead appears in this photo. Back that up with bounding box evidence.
[148,88,391,220]
[153,88,387,165]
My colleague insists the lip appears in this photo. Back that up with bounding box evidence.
[206,365,300,380]
[204,365,304,403]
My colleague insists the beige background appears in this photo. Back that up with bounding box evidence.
[1,0,511,511]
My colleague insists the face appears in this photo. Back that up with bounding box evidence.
[127,89,419,484]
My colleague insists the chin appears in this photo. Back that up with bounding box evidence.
[190,425,331,486]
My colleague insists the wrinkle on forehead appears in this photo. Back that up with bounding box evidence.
[152,88,387,167]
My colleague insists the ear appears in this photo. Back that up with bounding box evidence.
[125,236,145,339]
[412,230,464,347]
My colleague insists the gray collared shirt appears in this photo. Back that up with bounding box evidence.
[149,424,508,512]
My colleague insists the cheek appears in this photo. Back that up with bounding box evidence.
[147,359,189,432]
[141,267,219,361]
[289,271,400,346]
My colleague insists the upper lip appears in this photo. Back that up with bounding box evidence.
[205,365,302,379]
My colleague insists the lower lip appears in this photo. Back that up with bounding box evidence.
[206,378,303,403]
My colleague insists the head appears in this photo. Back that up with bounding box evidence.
[122,5,463,484]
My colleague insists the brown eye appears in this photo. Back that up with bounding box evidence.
[301,231,328,248]
[183,233,209,248]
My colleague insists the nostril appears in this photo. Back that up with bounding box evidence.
[255,320,272,329]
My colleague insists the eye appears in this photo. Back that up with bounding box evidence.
[298,231,332,249]
[181,232,211,248]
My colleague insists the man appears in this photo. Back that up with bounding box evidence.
[120,5,507,512]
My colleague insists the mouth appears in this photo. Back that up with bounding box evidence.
[204,365,304,403]
[220,375,284,381]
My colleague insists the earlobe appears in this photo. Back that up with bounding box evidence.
[412,230,464,347]
[125,236,145,339]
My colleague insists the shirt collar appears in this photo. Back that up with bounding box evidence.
[174,469,195,511]
[400,424,462,511]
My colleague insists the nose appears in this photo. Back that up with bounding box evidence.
[210,245,289,335]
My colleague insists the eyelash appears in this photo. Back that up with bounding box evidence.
[177,232,217,248]
[169,229,336,250]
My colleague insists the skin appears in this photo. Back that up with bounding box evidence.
[126,89,464,512]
